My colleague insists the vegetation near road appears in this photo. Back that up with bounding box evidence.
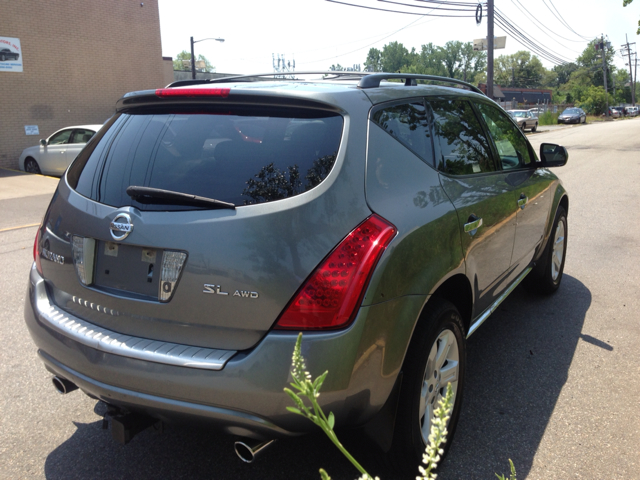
[328,35,638,116]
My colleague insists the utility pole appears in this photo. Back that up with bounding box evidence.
[601,35,609,118]
[487,0,494,100]
[622,35,636,106]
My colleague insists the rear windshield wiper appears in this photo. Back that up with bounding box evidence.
[126,186,236,210]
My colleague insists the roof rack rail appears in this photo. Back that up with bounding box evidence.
[166,71,369,88]
[357,73,485,96]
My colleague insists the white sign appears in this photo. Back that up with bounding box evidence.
[0,36,23,72]
[473,36,507,51]
[25,125,39,136]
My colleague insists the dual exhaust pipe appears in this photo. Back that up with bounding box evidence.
[52,375,275,462]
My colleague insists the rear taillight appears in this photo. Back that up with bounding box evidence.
[155,88,230,98]
[275,215,396,330]
[33,229,43,275]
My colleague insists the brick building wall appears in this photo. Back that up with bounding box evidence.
[0,0,166,169]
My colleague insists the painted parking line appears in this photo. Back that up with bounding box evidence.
[0,223,40,233]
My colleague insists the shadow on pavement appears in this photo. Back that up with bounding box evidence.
[437,274,591,479]
[43,275,590,480]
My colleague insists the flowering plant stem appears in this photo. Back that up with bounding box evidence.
[284,332,373,479]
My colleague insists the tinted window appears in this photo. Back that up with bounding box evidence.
[477,102,532,170]
[430,99,494,175]
[372,101,434,165]
[71,108,343,209]
[49,129,73,145]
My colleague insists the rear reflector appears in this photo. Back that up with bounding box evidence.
[34,229,43,275]
[275,215,396,330]
[155,88,230,98]
[71,236,96,285]
[159,251,187,302]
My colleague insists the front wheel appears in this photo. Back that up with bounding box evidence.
[24,158,41,174]
[531,122,538,132]
[386,298,466,474]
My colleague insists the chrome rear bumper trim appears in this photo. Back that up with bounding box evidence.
[36,293,236,370]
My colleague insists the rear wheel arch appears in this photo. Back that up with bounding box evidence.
[427,274,473,336]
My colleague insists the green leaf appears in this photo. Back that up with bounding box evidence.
[319,468,332,480]
[327,411,335,430]
[286,406,302,415]
[313,370,328,391]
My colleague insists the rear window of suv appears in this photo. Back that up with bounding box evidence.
[68,107,343,209]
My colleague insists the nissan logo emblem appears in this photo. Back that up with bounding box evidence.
[110,213,134,241]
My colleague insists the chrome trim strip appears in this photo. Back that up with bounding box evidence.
[35,294,236,370]
[466,267,532,339]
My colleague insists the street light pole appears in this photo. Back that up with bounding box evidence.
[190,37,225,80]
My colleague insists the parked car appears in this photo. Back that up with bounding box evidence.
[611,106,626,117]
[0,47,20,61]
[25,73,569,471]
[18,125,102,176]
[558,107,587,124]
[528,107,545,116]
[507,109,539,131]
[626,106,639,116]
[605,107,621,118]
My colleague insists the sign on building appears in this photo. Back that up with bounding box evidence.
[0,36,23,72]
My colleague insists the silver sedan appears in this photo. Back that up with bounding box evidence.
[507,110,539,132]
[19,124,102,176]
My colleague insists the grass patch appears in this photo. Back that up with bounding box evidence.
[538,111,559,125]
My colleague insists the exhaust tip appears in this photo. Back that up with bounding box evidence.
[234,439,276,463]
[234,441,255,463]
[52,376,78,394]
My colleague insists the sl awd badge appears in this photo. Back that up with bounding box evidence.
[203,284,259,299]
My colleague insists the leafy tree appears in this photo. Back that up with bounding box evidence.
[460,42,486,82]
[576,85,611,114]
[172,50,215,72]
[439,40,465,79]
[381,41,414,72]
[494,51,546,88]
[364,47,383,72]
[329,64,345,71]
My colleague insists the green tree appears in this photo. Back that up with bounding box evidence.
[172,50,215,72]
[364,47,383,72]
[381,41,414,72]
[576,85,612,114]
[494,51,546,88]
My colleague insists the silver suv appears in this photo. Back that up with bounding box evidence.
[25,73,568,470]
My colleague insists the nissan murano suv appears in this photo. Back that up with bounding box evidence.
[25,72,569,472]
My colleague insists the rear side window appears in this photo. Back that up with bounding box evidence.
[371,101,434,166]
[430,99,495,175]
[70,108,343,209]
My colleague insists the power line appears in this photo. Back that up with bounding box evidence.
[510,0,585,47]
[542,0,593,41]
[494,8,572,65]
[325,0,475,17]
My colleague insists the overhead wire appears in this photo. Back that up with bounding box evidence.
[325,0,475,17]
[510,0,585,47]
[494,8,571,65]
[542,0,593,41]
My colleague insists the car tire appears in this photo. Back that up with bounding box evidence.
[385,298,466,474]
[531,122,538,132]
[24,158,41,174]
[526,205,567,294]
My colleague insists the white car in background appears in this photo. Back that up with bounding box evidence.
[19,125,102,176]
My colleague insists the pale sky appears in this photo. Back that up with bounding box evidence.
[158,0,640,75]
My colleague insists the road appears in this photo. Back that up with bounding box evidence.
[0,118,638,479]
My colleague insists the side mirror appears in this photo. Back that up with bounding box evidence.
[39,139,47,147]
[540,143,568,167]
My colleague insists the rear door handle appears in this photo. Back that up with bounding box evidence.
[464,214,483,235]
[518,193,528,210]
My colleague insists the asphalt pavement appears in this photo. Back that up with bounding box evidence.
[1,117,639,480]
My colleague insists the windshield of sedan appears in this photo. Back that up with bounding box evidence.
[509,111,527,118]
[562,108,581,115]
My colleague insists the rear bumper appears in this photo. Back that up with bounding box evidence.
[25,265,425,439]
